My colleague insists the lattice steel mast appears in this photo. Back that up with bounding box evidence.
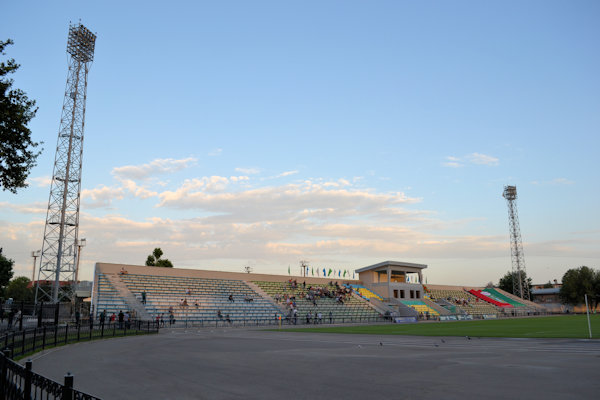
[502,185,530,300]
[35,23,96,303]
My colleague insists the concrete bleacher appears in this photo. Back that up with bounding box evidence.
[400,300,440,317]
[427,286,498,316]
[120,273,281,323]
[350,284,383,301]
[95,273,130,317]
[253,281,382,323]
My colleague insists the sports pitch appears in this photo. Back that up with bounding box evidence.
[282,315,600,338]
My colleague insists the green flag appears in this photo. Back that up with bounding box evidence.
[288,265,290,275]
[328,268,332,276]
[343,270,347,277]
[311,267,314,276]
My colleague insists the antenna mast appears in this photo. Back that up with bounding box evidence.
[35,23,96,303]
[502,185,530,300]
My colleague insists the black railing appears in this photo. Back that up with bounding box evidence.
[163,314,390,328]
[0,321,158,399]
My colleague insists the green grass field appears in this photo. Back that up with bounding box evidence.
[281,315,600,339]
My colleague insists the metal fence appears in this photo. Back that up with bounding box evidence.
[0,321,158,399]
[164,314,390,328]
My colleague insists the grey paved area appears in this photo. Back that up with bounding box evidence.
[28,328,600,399]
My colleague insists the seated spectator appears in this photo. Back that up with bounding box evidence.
[217,310,223,319]
[120,267,128,275]
[228,294,235,302]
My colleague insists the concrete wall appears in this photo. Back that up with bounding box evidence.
[95,262,360,285]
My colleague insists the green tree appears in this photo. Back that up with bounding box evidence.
[5,276,33,302]
[0,248,15,297]
[1,39,42,193]
[498,270,532,296]
[145,247,173,268]
[559,266,599,309]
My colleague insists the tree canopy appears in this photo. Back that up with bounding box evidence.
[5,276,33,302]
[1,39,41,193]
[0,248,15,297]
[559,266,600,309]
[145,248,173,268]
[498,270,532,296]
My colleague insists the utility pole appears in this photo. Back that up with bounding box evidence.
[31,250,41,282]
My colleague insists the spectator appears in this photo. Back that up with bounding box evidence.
[7,310,14,329]
[141,291,147,304]
[228,294,234,303]
[317,312,323,324]
[124,312,130,329]
[75,309,81,325]
[118,310,124,329]
[99,309,106,326]
[329,311,333,324]
[217,310,223,319]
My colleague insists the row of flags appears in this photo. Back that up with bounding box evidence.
[287,265,355,279]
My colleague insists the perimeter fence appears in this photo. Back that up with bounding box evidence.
[0,320,158,399]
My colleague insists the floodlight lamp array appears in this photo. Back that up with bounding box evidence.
[503,185,517,201]
[67,23,96,62]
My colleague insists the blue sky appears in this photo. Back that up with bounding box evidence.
[1,1,598,285]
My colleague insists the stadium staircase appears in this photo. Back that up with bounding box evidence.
[386,298,419,317]
[245,281,287,313]
[104,273,153,320]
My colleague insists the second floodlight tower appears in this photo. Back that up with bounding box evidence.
[502,185,530,300]
[35,23,96,303]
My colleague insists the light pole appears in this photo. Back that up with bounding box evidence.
[31,250,41,282]
[74,238,86,285]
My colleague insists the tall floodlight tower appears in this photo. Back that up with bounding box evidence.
[35,23,96,303]
[502,185,530,300]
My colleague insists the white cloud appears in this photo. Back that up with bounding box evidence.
[208,148,223,156]
[443,153,499,168]
[112,157,197,181]
[466,153,499,166]
[28,176,52,187]
[276,170,299,178]
[0,201,46,214]
[81,185,125,208]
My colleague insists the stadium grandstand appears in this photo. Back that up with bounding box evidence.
[92,260,546,327]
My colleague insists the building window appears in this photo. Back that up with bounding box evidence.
[410,290,415,299]
[416,290,420,299]
[393,289,398,298]
[400,290,405,299]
